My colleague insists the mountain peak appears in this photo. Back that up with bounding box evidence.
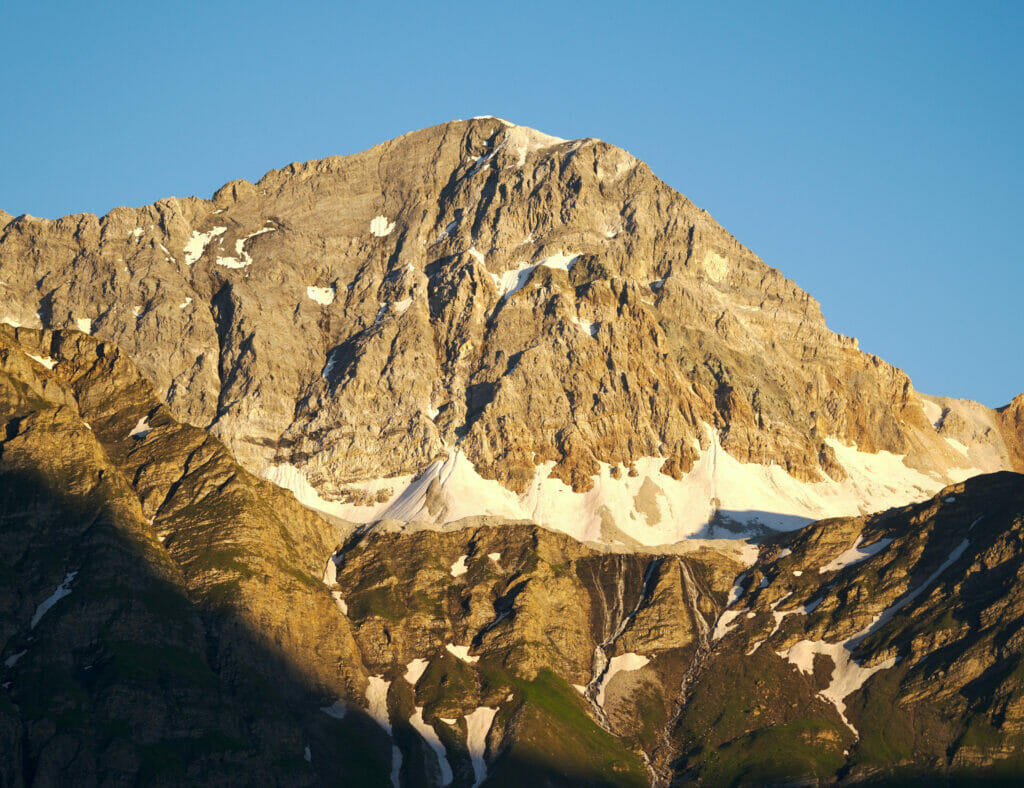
[0,121,1016,547]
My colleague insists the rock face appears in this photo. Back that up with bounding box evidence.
[2,120,1024,786]
[1,118,1019,544]
[2,326,1024,785]
[0,326,379,785]
[669,471,1024,784]
[325,521,744,786]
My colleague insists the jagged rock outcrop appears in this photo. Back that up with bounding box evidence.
[327,522,739,786]
[2,322,1024,786]
[998,393,1024,472]
[2,119,1023,786]
[1,119,1017,545]
[0,326,383,784]
[670,471,1024,784]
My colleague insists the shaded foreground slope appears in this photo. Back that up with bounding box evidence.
[2,326,1024,786]
[0,324,732,785]
[674,470,1024,785]
[0,325,387,784]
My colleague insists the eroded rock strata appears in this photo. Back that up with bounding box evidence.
[1,119,1019,545]
[2,120,1023,785]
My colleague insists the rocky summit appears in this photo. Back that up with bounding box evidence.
[1,118,1022,786]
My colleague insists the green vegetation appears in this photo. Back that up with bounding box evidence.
[348,585,407,621]
[137,730,245,780]
[105,641,219,689]
[279,563,321,590]
[694,720,847,786]
[486,668,649,787]
[188,549,257,579]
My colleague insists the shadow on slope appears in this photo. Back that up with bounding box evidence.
[0,453,646,786]
[0,465,392,786]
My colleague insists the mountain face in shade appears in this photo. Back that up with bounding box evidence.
[1,120,1023,786]
[1,118,1020,546]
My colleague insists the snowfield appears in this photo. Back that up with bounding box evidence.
[264,423,978,547]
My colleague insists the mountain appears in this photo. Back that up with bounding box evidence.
[1,119,1023,786]
[670,470,1024,784]
[1,118,1020,546]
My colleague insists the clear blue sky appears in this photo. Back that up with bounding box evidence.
[2,1,1021,407]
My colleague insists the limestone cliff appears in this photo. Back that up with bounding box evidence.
[1,119,1016,545]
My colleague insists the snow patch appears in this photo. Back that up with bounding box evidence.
[571,314,599,337]
[487,552,501,566]
[31,572,77,628]
[25,353,56,370]
[370,216,395,237]
[489,260,535,299]
[468,149,498,175]
[540,251,579,273]
[331,590,348,616]
[781,537,970,735]
[183,226,226,265]
[264,424,964,548]
[320,700,347,719]
[437,221,457,242]
[490,252,579,303]
[445,644,479,663]
[129,417,152,439]
[737,542,760,566]
[263,462,417,522]
[944,438,971,458]
[781,637,894,734]
[410,708,453,786]
[392,296,413,315]
[5,650,27,668]
[819,536,893,574]
[712,609,746,641]
[920,398,944,427]
[767,593,804,638]
[404,658,429,685]
[366,676,392,733]
[504,124,565,167]
[306,286,335,306]
[450,555,468,577]
[215,227,275,269]
[596,652,649,707]
[726,575,747,606]
[467,247,485,264]
[75,317,92,334]
[465,706,498,788]
[179,297,192,310]
[389,746,403,788]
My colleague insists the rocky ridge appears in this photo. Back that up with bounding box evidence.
[662,470,1024,784]
[2,118,1024,786]
[1,118,1020,544]
[0,325,377,784]
[2,309,1024,785]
